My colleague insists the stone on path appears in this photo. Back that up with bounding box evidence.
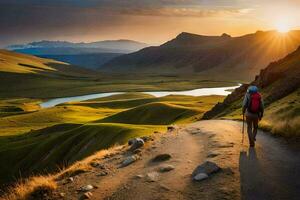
[192,161,220,177]
[80,185,94,192]
[192,161,220,181]
[147,172,160,182]
[193,173,209,181]
[128,138,145,151]
[121,155,139,167]
[152,154,172,162]
[159,164,175,172]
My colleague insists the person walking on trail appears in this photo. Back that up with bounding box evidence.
[242,86,264,147]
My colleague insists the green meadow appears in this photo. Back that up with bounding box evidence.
[0,92,224,185]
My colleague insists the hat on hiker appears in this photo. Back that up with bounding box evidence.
[248,85,258,93]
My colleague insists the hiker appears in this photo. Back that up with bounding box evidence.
[242,86,264,147]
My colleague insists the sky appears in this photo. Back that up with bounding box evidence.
[1,0,300,47]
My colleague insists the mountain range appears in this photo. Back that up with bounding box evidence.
[7,40,148,54]
[6,40,148,69]
[101,30,300,81]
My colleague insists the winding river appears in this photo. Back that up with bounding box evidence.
[40,84,240,108]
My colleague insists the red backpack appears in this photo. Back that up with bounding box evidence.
[249,92,261,113]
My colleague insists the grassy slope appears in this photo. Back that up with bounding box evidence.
[0,123,164,185]
[213,90,300,137]
[98,102,200,125]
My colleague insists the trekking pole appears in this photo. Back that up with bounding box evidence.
[242,113,245,144]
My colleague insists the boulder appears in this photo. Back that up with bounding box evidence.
[193,173,209,181]
[192,161,220,178]
[121,155,139,167]
[159,164,175,172]
[128,138,144,151]
[152,154,172,162]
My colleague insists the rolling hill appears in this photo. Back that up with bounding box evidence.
[98,102,201,125]
[0,50,103,98]
[203,46,300,137]
[101,30,300,81]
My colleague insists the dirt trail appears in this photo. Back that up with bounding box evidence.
[54,120,300,200]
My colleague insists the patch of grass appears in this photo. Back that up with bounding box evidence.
[3,175,57,200]
[0,105,120,136]
[98,102,201,125]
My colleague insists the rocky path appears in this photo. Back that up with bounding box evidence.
[53,120,300,200]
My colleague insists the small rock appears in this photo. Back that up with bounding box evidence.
[192,161,220,178]
[97,171,108,176]
[146,172,160,182]
[121,155,139,167]
[193,173,209,181]
[152,154,172,162]
[128,138,144,151]
[80,192,93,199]
[59,193,65,197]
[135,174,144,179]
[80,185,94,192]
[167,126,176,132]
[159,164,175,172]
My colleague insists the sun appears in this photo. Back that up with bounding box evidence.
[275,20,291,33]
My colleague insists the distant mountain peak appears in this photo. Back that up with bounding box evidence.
[221,33,231,38]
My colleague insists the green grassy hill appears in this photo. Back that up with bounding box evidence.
[98,102,200,125]
[203,46,300,137]
[0,92,224,187]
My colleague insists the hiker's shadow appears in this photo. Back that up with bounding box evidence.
[239,148,271,200]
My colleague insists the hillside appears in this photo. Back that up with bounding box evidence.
[101,30,300,81]
[0,50,93,76]
[203,46,300,136]
[98,102,200,125]
[0,50,103,98]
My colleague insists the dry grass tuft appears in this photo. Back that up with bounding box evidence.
[3,176,56,200]
[2,145,125,200]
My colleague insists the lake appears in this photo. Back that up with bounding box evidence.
[40,84,240,108]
